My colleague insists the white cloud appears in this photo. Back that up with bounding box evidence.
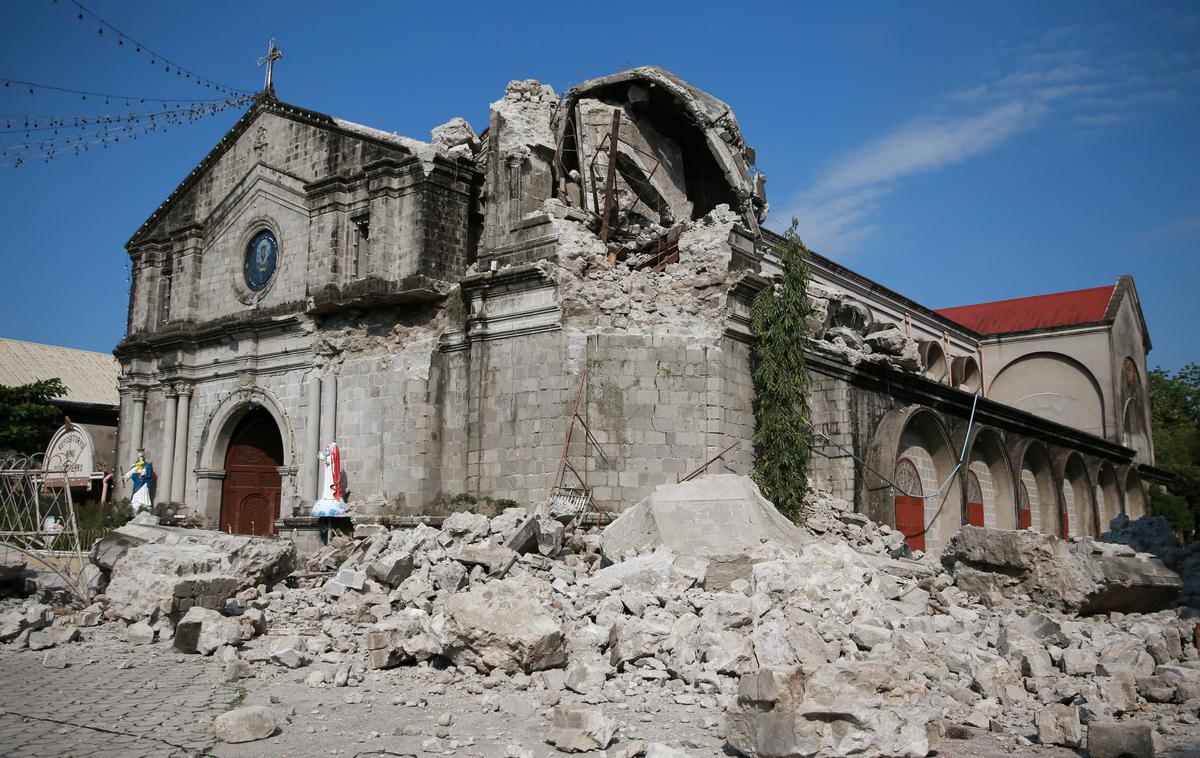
[773,28,1191,257]
[775,101,1046,254]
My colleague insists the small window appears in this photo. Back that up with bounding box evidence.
[352,215,370,278]
[158,265,173,325]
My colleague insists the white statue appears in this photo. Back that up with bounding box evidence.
[312,441,347,517]
[123,450,154,514]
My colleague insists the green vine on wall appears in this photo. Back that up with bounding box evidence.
[751,220,812,522]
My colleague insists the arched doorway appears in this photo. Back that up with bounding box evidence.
[1020,444,1059,535]
[1063,454,1096,537]
[219,407,283,535]
[1097,463,1121,531]
[964,471,985,527]
[894,456,926,552]
[967,429,1015,529]
[1125,468,1147,519]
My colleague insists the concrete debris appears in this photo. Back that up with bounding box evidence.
[544,704,616,752]
[600,474,810,585]
[1103,513,1200,607]
[97,523,294,623]
[1035,703,1083,747]
[726,663,943,758]
[1086,720,1155,758]
[942,525,1182,613]
[7,475,1200,756]
[441,574,567,674]
[211,705,277,743]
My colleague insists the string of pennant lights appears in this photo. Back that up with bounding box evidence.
[57,0,254,97]
[0,3,269,169]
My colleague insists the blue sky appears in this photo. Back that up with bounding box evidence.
[0,1,1196,370]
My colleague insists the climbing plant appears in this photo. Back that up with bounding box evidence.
[751,221,811,522]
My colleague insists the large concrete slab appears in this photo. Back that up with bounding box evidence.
[601,474,809,561]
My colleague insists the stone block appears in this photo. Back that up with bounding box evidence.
[1086,721,1154,758]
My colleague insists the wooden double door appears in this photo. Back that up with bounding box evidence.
[220,409,283,536]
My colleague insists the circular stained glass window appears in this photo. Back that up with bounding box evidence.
[244,229,278,292]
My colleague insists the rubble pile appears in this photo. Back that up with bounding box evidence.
[2,476,1198,756]
[1102,513,1200,608]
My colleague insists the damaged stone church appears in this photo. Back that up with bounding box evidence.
[113,66,1162,554]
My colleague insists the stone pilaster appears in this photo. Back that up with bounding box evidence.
[171,384,192,504]
[158,386,178,503]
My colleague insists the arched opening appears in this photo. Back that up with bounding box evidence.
[1096,463,1121,531]
[894,457,925,551]
[1062,454,1096,537]
[893,411,962,554]
[967,429,1015,529]
[1125,468,1147,519]
[964,471,985,526]
[920,341,948,384]
[1020,444,1059,535]
[952,356,981,394]
[219,407,284,535]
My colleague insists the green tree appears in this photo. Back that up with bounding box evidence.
[751,221,811,522]
[0,378,66,455]
[1148,363,1200,541]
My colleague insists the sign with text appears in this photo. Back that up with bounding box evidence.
[43,424,95,488]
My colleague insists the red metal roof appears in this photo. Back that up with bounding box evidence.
[936,284,1116,335]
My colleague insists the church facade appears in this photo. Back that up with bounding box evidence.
[113,67,1161,553]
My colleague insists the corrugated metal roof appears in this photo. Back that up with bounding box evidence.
[0,338,119,407]
[936,284,1116,336]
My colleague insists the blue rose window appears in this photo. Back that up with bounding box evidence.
[244,230,278,292]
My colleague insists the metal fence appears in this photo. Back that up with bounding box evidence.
[0,454,92,602]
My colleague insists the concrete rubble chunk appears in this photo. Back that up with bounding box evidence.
[211,705,277,744]
[367,551,414,587]
[601,475,810,585]
[270,635,310,668]
[941,526,1182,613]
[93,521,294,582]
[726,663,942,758]
[537,517,565,557]
[174,606,219,653]
[365,608,443,669]
[197,614,244,656]
[544,704,616,753]
[454,544,518,575]
[124,620,155,645]
[1086,720,1155,758]
[441,574,566,674]
[1035,704,1083,748]
[42,649,67,668]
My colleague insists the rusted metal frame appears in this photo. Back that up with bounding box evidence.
[600,109,622,261]
[652,251,680,272]
[678,441,739,483]
[548,365,590,499]
[633,239,681,272]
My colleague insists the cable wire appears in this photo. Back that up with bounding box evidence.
[61,0,253,96]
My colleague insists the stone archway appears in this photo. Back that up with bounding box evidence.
[965,428,1015,529]
[219,408,283,535]
[1062,454,1096,537]
[194,387,297,530]
[1018,443,1059,536]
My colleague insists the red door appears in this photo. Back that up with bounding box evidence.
[965,470,985,527]
[1018,481,1032,529]
[894,457,926,552]
[220,409,283,536]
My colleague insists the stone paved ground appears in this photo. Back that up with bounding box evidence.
[0,628,238,758]
[3,625,1199,758]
